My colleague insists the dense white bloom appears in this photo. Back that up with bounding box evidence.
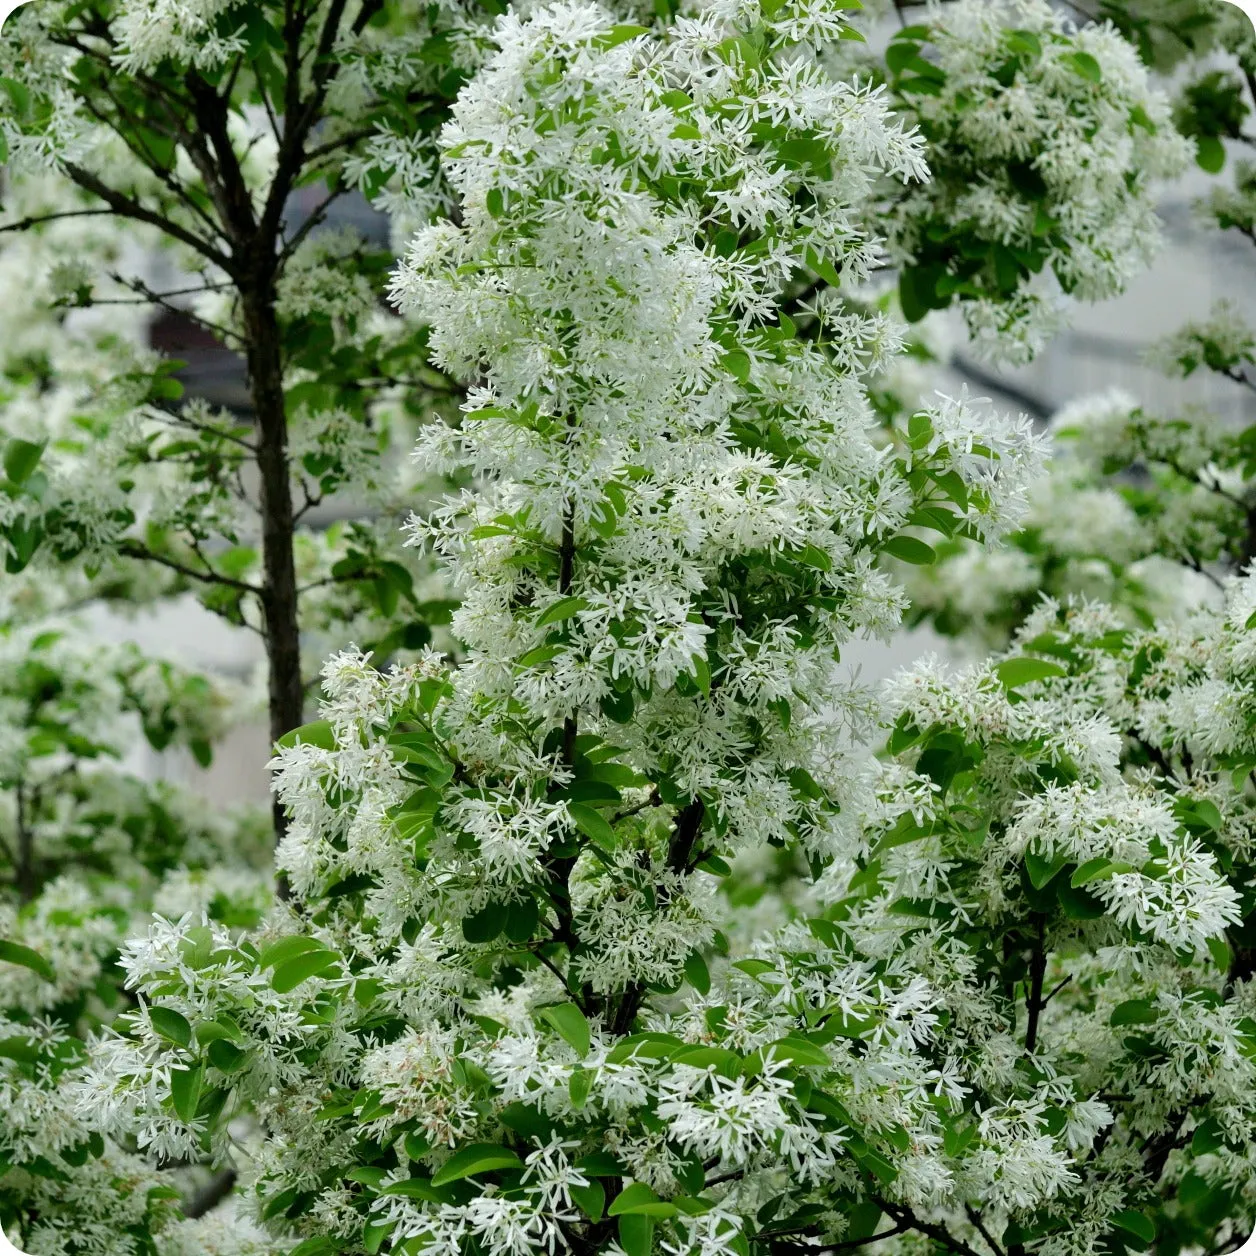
[888,0,1190,363]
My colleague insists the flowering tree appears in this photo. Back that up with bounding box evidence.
[0,0,477,840]
[53,2,1256,1256]
[5,0,1253,1254]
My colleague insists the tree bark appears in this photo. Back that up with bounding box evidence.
[16,782,35,903]
[241,284,304,872]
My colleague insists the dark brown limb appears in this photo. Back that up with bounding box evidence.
[1024,913,1048,1055]
[184,1168,237,1218]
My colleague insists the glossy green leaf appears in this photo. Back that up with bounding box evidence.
[1111,1210,1155,1245]
[683,950,710,995]
[275,720,336,751]
[537,596,590,626]
[1110,999,1158,1027]
[539,1002,591,1059]
[3,438,45,485]
[568,801,617,851]
[571,1178,606,1221]
[149,1005,193,1049]
[170,1063,203,1122]
[0,939,54,983]
[609,1182,676,1218]
[430,1143,524,1187]
[272,949,340,993]
[994,657,1067,689]
[883,535,936,566]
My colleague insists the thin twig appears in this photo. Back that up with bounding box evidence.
[0,208,118,234]
[117,540,260,595]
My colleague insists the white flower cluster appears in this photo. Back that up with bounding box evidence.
[110,0,250,73]
[888,0,1191,363]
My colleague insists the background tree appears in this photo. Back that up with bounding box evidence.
[0,0,477,849]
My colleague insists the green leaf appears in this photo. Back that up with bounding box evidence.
[907,412,934,449]
[504,896,540,943]
[518,643,564,668]
[618,1215,654,1256]
[430,1143,524,1187]
[1056,880,1105,919]
[1191,1117,1224,1156]
[672,1045,741,1075]
[568,801,618,851]
[882,535,936,566]
[500,1103,553,1141]
[1207,935,1232,972]
[593,23,651,49]
[1006,29,1042,58]
[1111,1210,1155,1245]
[363,1219,392,1255]
[899,265,942,323]
[796,542,832,572]
[272,949,341,993]
[462,902,504,943]
[1196,135,1226,174]
[804,247,842,290]
[194,1017,242,1047]
[275,720,336,751]
[943,1120,978,1157]
[288,1239,339,1256]
[569,1066,593,1108]
[149,1006,193,1049]
[762,1036,830,1068]
[1191,799,1223,833]
[1025,849,1067,890]
[571,1178,606,1221]
[1110,999,1158,1027]
[3,438,45,486]
[537,596,590,626]
[994,657,1067,689]
[0,76,30,117]
[259,935,324,969]
[722,350,751,383]
[0,939,54,983]
[855,1146,898,1183]
[690,652,711,698]
[609,1182,677,1218]
[170,1063,204,1122]
[326,872,378,898]
[578,1152,628,1177]
[380,1179,444,1201]
[1070,857,1133,887]
[539,1002,591,1059]
[207,1040,248,1073]
[683,950,710,995]
[1065,50,1103,83]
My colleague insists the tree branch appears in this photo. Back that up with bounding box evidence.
[117,540,260,595]
[1024,912,1047,1055]
[184,1168,237,1218]
[877,1200,987,1256]
[62,162,234,273]
[0,208,118,234]
[965,1204,1007,1256]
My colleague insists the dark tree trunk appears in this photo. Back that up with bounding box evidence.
[241,285,303,872]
